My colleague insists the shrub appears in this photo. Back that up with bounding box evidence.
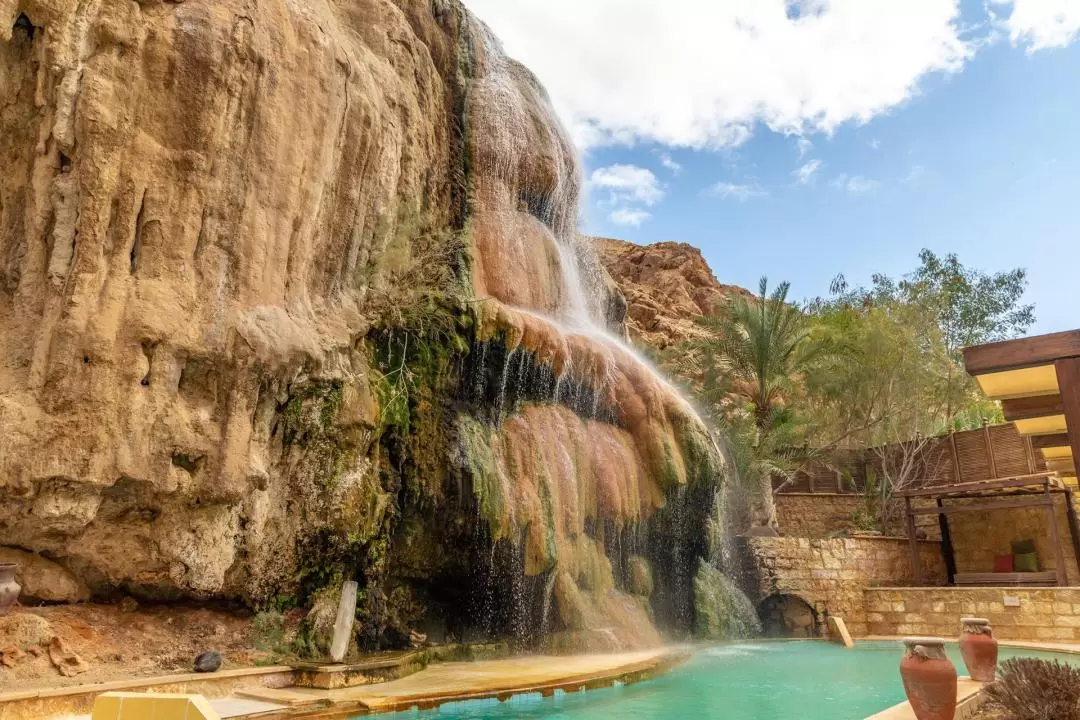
[984,657,1080,720]
[251,611,287,654]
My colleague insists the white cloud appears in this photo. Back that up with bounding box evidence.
[990,0,1080,51]
[609,208,651,226]
[796,137,814,158]
[793,159,823,185]
[869,138,881,149]
[708,182,768,202]
[589,164,665,205]
[464,0,973,149]
[901,165,926,186]
[659,153,682,174]
[832,174,881,194]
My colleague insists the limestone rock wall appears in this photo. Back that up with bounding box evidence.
[774,494,866,538]
[0,0,463,601]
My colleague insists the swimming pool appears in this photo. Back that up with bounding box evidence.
[381,641,1077,720]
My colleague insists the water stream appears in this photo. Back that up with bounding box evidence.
[457,16,748,647]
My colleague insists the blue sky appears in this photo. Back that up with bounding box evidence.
[466,0,1080,334]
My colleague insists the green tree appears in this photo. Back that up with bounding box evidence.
[683,277,824,530]
[817,250,1034,428]
[900,249,1035,418]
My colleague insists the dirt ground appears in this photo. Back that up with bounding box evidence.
[0,602,287,693]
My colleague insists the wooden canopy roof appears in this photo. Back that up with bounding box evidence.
[899,470,1079,587]
[963,329,1080,487]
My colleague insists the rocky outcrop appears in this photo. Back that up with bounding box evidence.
[0,0,723,650]
[0,548,89,603]
[0,0,465,606]
[594,237,751,349]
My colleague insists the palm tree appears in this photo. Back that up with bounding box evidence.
[692,277,821,531]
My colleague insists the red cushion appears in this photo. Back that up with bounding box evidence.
[994,554,1015,573]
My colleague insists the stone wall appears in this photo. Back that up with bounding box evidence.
[744,537,947,637]
[945,495,1080,585]
[775,494,865,538]
[865,587,1080,641]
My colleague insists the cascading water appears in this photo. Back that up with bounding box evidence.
[694,440,764,640]
[455,16,742,649]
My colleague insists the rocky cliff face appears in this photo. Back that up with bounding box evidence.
[595,237,751,350]
[0,0,723,651]
[1,0,467,614]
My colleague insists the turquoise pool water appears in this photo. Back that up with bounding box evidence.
[383,641,1077,720]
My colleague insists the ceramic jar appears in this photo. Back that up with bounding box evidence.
[959,617,998,682]
[0,563,20,616]
[900,637,957,720]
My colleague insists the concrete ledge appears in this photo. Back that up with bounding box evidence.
[91,693,220,720]
[225,649,689,718]
[864,678,984,720]
[0,667,293,720]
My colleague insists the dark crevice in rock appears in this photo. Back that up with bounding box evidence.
[171,451,205,475]
[130,189,147,274]
[13,13,36,41]
[140,341,156,386]
[193,206,209,263]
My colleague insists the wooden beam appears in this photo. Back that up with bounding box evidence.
[910,495,1054,516]
[1056,358,1080,492]
[984,421,998,478]
[963,329,1080,375]
[1065,489,1080,586]
[897,472,1057,498]
[906,496,921,587]
[1032,434,1071,451]
[937,498,956,585]
[1003,394,1065,421]
[1046,488,1068,586]
[949,432,962,484]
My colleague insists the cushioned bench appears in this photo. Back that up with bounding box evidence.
[954,571,1059,586]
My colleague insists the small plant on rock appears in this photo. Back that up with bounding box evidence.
[984,657,1080,720]
[251,611,288,655]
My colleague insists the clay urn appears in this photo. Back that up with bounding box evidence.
[899,637,957,720]
[0,563,20,616]
[958,617,998,682]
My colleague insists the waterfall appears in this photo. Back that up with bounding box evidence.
[694,447,763,640]
[458,15,735,648]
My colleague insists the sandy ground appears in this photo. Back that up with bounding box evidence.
[0,603,284,693]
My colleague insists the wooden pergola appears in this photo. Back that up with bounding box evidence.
[899,329,1080,587]
[963,329,1080,487]
[901,471,1080,586]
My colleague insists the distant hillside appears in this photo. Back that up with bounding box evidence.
[594,237,753,349]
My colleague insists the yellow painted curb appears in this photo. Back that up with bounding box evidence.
[91,692,220,720]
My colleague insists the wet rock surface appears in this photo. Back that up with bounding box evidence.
[0,0,725,655]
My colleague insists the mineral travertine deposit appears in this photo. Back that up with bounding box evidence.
[0,0,724,649]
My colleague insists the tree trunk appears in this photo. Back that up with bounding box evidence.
[750,473,779,531]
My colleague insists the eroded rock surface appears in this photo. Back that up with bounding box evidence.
[594,237,751,349]
[0,547,89,603]
[1,0,461,604]
[0,0,724,650]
